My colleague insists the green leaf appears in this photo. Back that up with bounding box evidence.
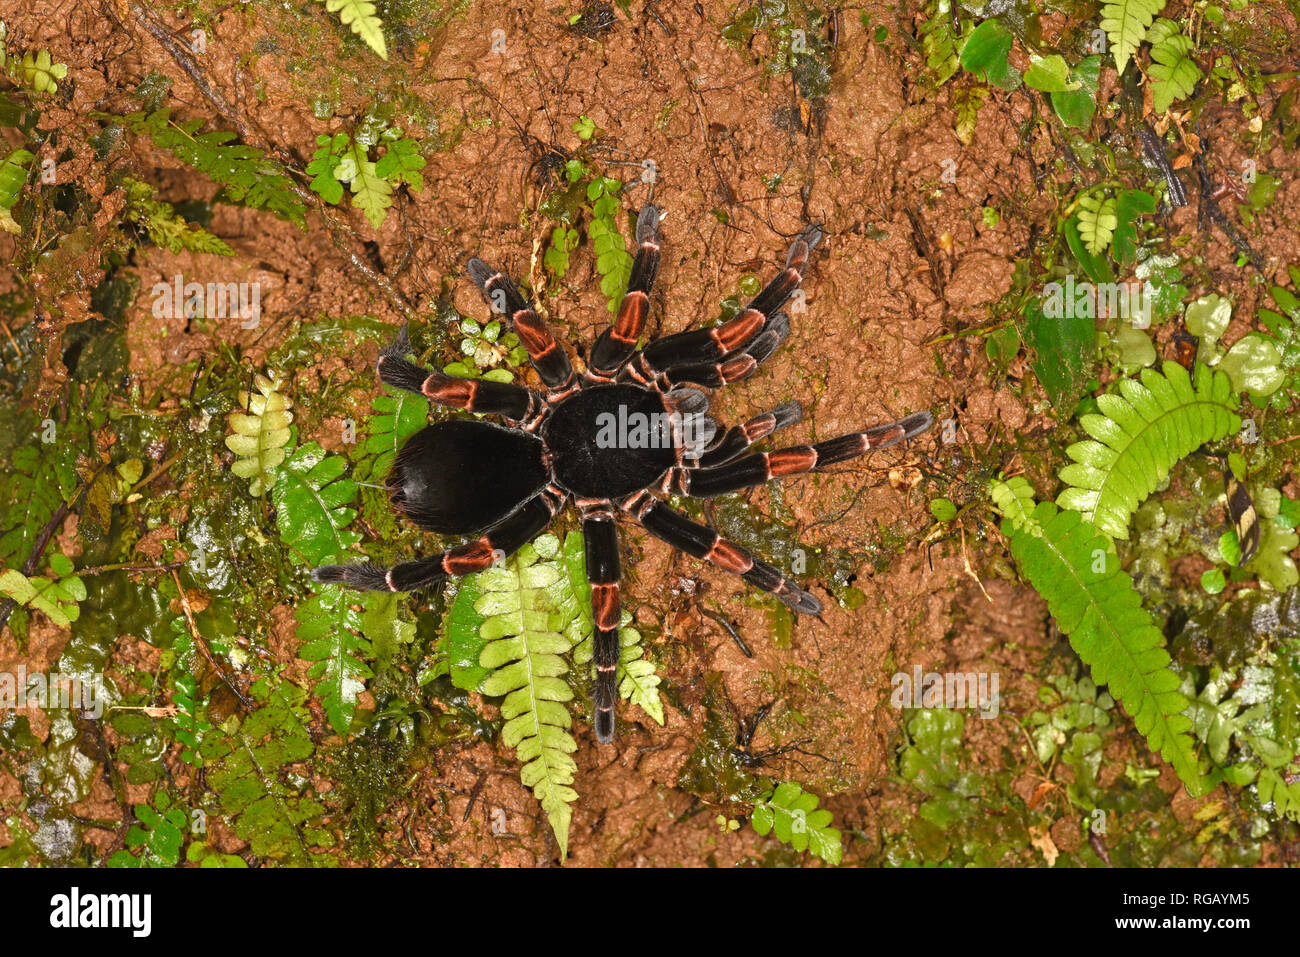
[1024,55,1076,93]
[110,795,187,867]
[273,442,361,567]
[1184,293,1233,366]
[1024,296,1096,414]
[344,143,392,229]
[1147,23,1201,113]
[959,20,1021,90]
[296,584,371,734]
[1076,192,1118,257]
[0,566,85,628]
[1200,568,1226,594]
[1062,215,1115,284]
[199,680,332,863]
[587,194,634,314]
[1057,362,1240,539]
[1100,0,1166,75]
[306,133,348,205]
[1112,189,1156,267]
[1004,501,1205,795]
[444,574,491,693]
[319,0,388,59]
[225,371,293,497]
[1051,56,1101,129]
[989,476,1039,531]
[751,781,842,865]
[0,148,33,211]
[471,542,579,858]
[19,50,68,94]
[125,110,306,226]
[374,136,426,191]
[1218,334,1285,398]
[929,498,958,521]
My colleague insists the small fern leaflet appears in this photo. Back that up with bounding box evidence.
[226,372,293,497]
[318,0,388,60]
[1057,362,1240,539]
[1099,0,1165,75]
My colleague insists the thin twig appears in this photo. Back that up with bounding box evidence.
[170,569,254,710]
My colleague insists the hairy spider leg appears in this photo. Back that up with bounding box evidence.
[620,490,822,615]
[580,507,622,743]
[623,222,822,386]
[313,486,566,592]
[466,258,578,397]
[692,401,803,469]
[586,205,661,382]
[375,327,548,428]
[657,314,788,390]
[668,411,936,498]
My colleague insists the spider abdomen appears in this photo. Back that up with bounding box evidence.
[542,384,678,498]
[389,419,548,534]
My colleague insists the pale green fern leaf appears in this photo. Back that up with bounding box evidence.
[320,0,388,60]
[225,372,292,496]
[1056,362,1240,539]
[1146,20,1201,113]
[475,540,579,858]
[1100,0,1165,76]
[1076,192,1118,256]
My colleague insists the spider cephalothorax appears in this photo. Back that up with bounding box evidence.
[314,207,934,741]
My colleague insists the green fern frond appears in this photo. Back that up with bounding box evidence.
[751,781,843,865]
[1146,20,1201,113]
[355,385,427,483]
[318,0,388,60]
[18,49,67,94]
[108,793,187,868]
[225,371,293,497]
[1004,501,1204,794]
[1056,361,1240,540]
[296,584,371,734]
[199,679,333,864]
[375,135,426,191]
[169,620,210,767]
[475,539,580,858]
[988,475,1038,532]
[123,177,233,255]
[272,442,361,567]
[125,110,307,226]
[1076,192,1118,256]
[344,142,392,229]
[1099,0,1165,76]
[564,531,665,726]
[588,178,633,313]
[0,442,78,566]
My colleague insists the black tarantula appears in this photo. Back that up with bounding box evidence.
[314,207,934,742]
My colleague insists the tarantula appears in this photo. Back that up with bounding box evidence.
[314,207,934,742]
